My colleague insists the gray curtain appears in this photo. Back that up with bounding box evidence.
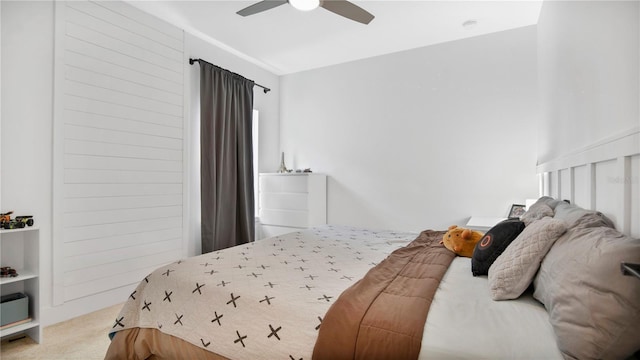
[199,61,255,253]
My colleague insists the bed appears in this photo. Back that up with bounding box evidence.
[105,196,640,360]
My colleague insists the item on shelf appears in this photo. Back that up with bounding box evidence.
[0,211,13,228]
[15,216,34,227]
[2,215,34,229]
[0,266,18,278]
[277,152,289,173]
[0,293,29,327]
[303,168,312,173]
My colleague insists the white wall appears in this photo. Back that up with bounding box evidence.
[1,0,56,319]
[1,0,281,325]
[280,26,540,232]
[536,0,639,237]
[537,0,639,164]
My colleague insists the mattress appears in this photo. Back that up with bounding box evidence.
[421,257,563,359]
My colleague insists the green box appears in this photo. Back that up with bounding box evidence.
[0,292,29,327]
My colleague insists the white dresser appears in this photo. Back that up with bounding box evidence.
[258,173,327,238]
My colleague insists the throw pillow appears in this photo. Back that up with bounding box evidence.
[553,201,614,229]
[471,219,525,276]
[533,224,640,359]
[488,217,567,300]
[520,202,554,226]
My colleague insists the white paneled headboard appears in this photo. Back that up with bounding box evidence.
[537,127,640,238]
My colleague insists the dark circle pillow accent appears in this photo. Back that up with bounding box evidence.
[471,219,526,276]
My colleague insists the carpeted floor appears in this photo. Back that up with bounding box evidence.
[0,303,123,360]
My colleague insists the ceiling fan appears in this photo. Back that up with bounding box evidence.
[237,0,375,25]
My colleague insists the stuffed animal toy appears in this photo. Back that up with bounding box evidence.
[440,225,484,257]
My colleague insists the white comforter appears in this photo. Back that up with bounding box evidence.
[109,225,417,360]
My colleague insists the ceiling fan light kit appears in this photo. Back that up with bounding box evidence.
[237,0,374,25]
[289,0,320,12]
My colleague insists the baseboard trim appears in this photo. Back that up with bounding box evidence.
[41,284,135,327]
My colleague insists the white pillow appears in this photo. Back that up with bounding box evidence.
[488,217,567,300]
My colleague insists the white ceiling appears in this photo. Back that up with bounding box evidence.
[129,0,543,75]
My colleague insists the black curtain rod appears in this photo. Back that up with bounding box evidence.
[189,58,271,94]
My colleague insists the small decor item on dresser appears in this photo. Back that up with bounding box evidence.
[508,204,526,219]
[277,152,289,173]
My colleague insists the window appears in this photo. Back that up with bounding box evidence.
[252,109,259,217]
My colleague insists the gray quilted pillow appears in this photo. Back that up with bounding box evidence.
[488,217,567,300]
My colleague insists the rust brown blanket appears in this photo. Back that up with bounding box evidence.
[312,230,454,360]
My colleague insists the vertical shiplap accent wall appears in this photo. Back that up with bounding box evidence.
[53,0,184,304]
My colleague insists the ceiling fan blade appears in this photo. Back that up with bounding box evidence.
[237,0,287,17]
[320,0,374,24]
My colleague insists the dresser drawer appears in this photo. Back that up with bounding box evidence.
[260,175,308,193]
[260,192,308,211]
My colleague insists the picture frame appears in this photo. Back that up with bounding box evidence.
[508,204,526,219]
